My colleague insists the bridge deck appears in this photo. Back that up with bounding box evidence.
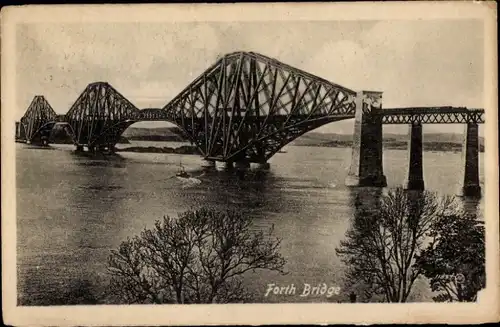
[382,106,483,114]
[379,107,485,124]
[54,107,485,125]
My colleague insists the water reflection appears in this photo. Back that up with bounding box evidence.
[341,187,384,302]
[462,196,481,219]
[18,150,130,305]
[348,187,383,215]
[343,188,420,303]
[187,167,279,217]
[69,150,127,168]
[68,157,126,249]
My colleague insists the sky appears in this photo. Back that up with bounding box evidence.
[15,19,484,134]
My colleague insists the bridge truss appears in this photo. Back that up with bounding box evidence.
[17,51,486,162]
[380,107,485,124]
[64,82,140,148]
[163,51,357,162]
[19,96,58,144]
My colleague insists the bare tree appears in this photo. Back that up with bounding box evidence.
[336,188,456,302]
[107,207,286,304]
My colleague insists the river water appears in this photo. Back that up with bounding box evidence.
[16,140,484,305]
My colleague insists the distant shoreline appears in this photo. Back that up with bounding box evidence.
[113,142,482,154]
[123,129,484,153]
[291,141,484,153]
[17,141,480,154]
[41,126,484,153]
[20,138,482,154]
[115,145,200,155]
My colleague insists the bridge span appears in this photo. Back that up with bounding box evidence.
[15,51,485,196]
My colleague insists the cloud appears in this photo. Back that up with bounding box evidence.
[303,40,370,91]
[15,22,224,115]
[126,80,179,108]
[304,20,484,109]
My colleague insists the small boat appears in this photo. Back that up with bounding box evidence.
[176,162,190,178]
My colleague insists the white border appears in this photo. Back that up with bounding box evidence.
[2,2,499,325]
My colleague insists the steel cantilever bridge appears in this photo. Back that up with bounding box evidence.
[20,52,363,161]
[16,51,485,195]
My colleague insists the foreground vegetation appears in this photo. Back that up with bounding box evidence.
[336,188,485,302]
[107,208,286,303]
[106,191,484,304]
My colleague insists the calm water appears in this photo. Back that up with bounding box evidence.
[16,141,484,305]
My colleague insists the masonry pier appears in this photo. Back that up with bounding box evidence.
[215,161,233,171]
[251,162,270,170]
[15,122,23,140]
[201,159,215,168]
[234,161,250,170]
[459,122,481,197]
[404,122,425,190]
[345,91,387,187]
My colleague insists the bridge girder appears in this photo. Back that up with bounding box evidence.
[64,82,140,147]
[163,51,357,162]
[19,96,58,143]
[138,108,170,120]
[380,107,485,124]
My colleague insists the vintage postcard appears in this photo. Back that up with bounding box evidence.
[1,2,499,325]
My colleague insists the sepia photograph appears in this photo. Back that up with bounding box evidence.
[2,2,498,325]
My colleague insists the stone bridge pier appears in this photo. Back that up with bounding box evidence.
[404,122,425,190]
[212,160,270,172]
[345,91,482,196]
[345,91,387,187]
[201,159,215,168]
[215,161,233,171]
[403,120,480,196]
[459,122,481,197]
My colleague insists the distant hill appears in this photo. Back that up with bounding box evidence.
[291,132,485,152]
[122,126,187,142]
[291,132,476,145]
[48,124,130,144]
[119,126,485,152]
